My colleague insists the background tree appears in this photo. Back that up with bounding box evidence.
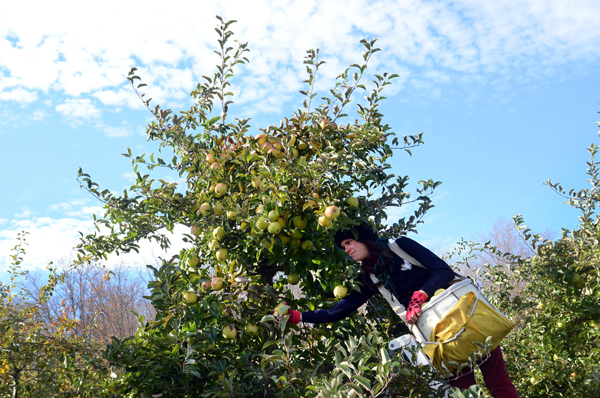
[76,17,447,397]
[0,233,112,398]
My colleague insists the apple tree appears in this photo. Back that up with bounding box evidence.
[450,130,600,397]
[77,17,445,397]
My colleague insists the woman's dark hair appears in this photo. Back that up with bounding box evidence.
[360,239,395,259]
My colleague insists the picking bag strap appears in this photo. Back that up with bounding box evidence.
[370,273,407,315]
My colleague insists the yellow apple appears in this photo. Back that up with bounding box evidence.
[433,288,445,297]
[274,303,289,316]
[251,176,262,188]
[293,216,307,229]
[301,240,314,251]
[190,225,202,236]
[318,216,332,228]
[211,162,222,172]
[187,254,199,266]
[213,226,226,240]
[267,221,281,235]
[201,281,211,291]
[216,248,228,261]
[268,210,279,221]
[278,233,291,244]
[206,153,216,163]
[211,277,223,291]
[198,202,211,215]
[222,325,237,339]
[333,285,348,299]
[346,197,359,207]
[324,206,340,220]
[213,202,224,215]
[291,229,303,239]
[184,290,198,304]
[256,134,267,145]
[214,183,228,197]
[256,218,269,231]
[227,210,238,220]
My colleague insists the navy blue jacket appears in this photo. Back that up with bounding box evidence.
[302,237,456,324]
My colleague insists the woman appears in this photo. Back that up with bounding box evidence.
[283,224,519,398]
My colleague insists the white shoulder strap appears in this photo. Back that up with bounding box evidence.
[370,272,407,317]
[389,241,426,269]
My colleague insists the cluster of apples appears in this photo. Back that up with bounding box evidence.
[182,277,224,305]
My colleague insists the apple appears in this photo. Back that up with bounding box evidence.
[222,325,237,339]
[245,323,259,336]
[278,233,291,243]
[288,135,297,147]
[209,239,220,251]
[293,216,307,229]
[291,229,303,239]
[301,240,314,251]
[334,285,348,299]
[573,272,584,288]
[346,197,359,207]
[190,225,202,236]
[312,192,320,199]
[297,141,308,150]
[537,302,547,310]
[557,321,566,330]
[214,183,228,197]
[184,290,198,304]
[251,176,262,188]
[292,148,299,157]
[276,216,285,226]
[268,221,281,235]
[324,206,340,220]
[267,210,278,222]
[287,273,300,285]
[433,288,445,297]
[211,162,222,172]
[198,202,211,215]
[268,147,281,156]
[274,303,289,316]
[256,204,264,214]
[211,277,223,291]
[187,254,199,266]
[291,239,302,249]
[213,226,226,241]
[227,210,238,220]
[256,134,268,145]
[206,153,216,162]
[240,221,249,231]
[261,142,272,153]
[318,216,332,228]
[213,202,224,215]
[201,281,211,291]
[216,248,228,261]
[264,237,275,248]
[256,218,269,231]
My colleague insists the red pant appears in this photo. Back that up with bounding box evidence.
[447,346,519,398]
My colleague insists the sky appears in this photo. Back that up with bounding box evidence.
[1,0,600,275]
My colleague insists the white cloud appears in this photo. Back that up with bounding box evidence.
[55,98,101,125]
[95,122,134,138]
[0,0,598,117]
[0,88,38,104]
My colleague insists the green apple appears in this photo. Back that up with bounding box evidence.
[256,218,269,231]
[187,254,199,267]
[297,141,308,150]
[324,205,340,220]
[293,216,307,229]
[318,216,332,228]
[215,183,228,197]
[433,288,445,297]
[227,210,238,220]
[291,229,303,239]
[184,290,198,304]
[291,239,301,249]
[274,303,289,316]
[211,277,223,291]
[287,273,300,285]
[346,197,359,207]
[251,176,262,188]
[211,162,222,172]
[278,233,290,244]
[222,325,237,339]
[256,133,267,145]
[292,148,299,157]
[537,302,547,310]
[573,273,584,288]
[333,285,348,299]
[190,225,202,236]
[268,147,281,156]
[261,142,272,153]
[557,322,566,330]
[213,202,224,215]
[245,323,259,336]
[256,204,264,214]
[268,210,279,221]
[216,248,228,261]
[301,240,314,251]
[267,221,281,235]
[209,239,220,251]
[213,226,226,240]
[198,202,211,215]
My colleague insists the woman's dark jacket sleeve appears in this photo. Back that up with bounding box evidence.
[301,285,377,324]
[394,237,456,299]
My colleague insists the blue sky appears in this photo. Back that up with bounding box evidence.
[1,0,600,273]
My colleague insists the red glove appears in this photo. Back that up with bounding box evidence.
[406,291,428,324]
[287,310,301,325]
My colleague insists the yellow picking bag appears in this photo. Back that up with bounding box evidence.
[421,291,515,372]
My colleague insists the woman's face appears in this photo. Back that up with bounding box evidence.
[340,239,370,262]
